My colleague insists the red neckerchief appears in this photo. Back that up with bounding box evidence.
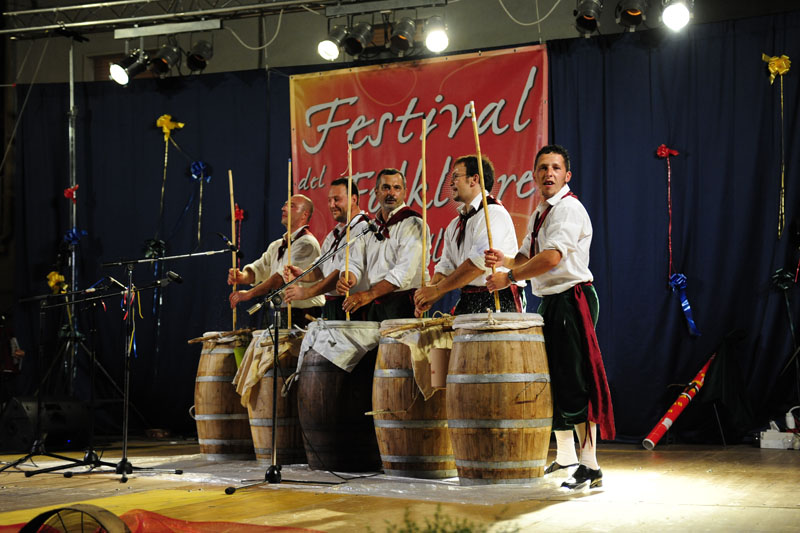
[277,226,312,261]
[456,195,501,248]
[375,206,421,240]
[531,191,577,254]
[327,213,371,254]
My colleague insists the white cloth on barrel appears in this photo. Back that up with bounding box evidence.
[233,328,304,406]
[379,318,454,400]
[297,320,381,374]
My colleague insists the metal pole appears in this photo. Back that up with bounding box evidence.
[67,40,79,395]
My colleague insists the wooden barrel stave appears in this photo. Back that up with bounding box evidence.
[247,364,305,465]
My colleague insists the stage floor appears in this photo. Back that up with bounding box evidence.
[1,440,798,532]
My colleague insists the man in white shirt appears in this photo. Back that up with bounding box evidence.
[228,194,324,327]
[413,154,523,316]
[485,144,615,491]
[284,178,371,320]
[337,168,430,321]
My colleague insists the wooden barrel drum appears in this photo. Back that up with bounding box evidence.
[297,320,382,472]
[446,313,552,485]
[245,330,306,465]
[373,319,456,479]
[193,332,254,461]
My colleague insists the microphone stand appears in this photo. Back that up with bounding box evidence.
[92,249,232,482]
[226,222,375,493]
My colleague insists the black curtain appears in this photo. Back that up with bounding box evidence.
[10,9,800,441]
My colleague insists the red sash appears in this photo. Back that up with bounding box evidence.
[573,282,616,440]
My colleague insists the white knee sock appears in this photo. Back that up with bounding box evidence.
[554,430,578,466]
[576,422,599,470]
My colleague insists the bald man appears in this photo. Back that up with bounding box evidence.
[228,194,324,327]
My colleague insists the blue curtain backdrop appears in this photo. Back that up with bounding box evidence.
[9,9,800,441]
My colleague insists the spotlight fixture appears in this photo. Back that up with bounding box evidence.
[187,40,213,72]
[424,16,448,53]
[342,22,373,56]
[390,17,416,55]
[662,0,692,31]
[109,49,148,86]
[615,0,647,31]
[574,0,603,36]
[149,44,181,76]
[318,26,347,61]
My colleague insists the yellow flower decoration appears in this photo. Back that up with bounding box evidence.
[762,54,790,85]
[47,271,66,294]
[156,114,185,141]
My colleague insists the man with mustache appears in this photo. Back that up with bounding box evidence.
[283,178,371,320]
[227,194,324,327]
[413,154,523,316]
[485,144,615,491]
[337,168,430,321]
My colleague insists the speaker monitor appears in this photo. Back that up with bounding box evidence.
[0,396,90,452]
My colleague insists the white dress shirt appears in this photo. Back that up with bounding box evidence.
[320,212,372,296]
[243,225,325,308]
[435,194,522,288]
[348,203,430,291]
[519,185,593,296]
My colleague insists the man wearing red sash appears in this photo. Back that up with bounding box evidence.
[338,168,430,321]
[413,154,523,316]
[284,179,371,320]
[228,194,324,327]
[485,145,615,490]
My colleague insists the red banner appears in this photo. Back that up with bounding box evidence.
[290,45,548,265]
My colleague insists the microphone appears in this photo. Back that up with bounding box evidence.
[247,301,263,315]
[368,221,385,241]
[216,232,238,252]
[166,271,183,284]
[107,276,127,290]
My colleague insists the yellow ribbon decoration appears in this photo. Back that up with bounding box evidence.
[762,54,791,238]
[156,114,184,141]
[47,271,66,294]
[762,54,790,85]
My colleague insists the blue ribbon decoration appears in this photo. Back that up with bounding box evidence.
[190,160,211,183]
[63,227,87,245]
[669,273,701,336]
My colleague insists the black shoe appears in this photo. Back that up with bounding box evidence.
[544,461,578,475]
[561,465,603,490]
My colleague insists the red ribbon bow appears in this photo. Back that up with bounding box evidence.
[656,144,679,158]
[234,204,245,221]
[64,184,79,204]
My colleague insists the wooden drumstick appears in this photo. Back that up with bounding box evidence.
[228,169,237,330]
[286,159,293,329]
[345,142,353,321]
[470,101,501,313]
[421,118,428,290]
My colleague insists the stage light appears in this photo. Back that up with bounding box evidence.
[390,17,416,55]
[574,0,603,36]
[109,49,148,86]
[616,0,647,31]
[424,16,448,53]
[187,40,213,72]
[662,0,691,31]
[149,44,181,76]
[318,26,347,61]
[343,22,373,56]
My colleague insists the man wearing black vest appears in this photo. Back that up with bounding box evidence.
[413,154,523,316]
[485,144,615,491]
[338,168,430,321]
